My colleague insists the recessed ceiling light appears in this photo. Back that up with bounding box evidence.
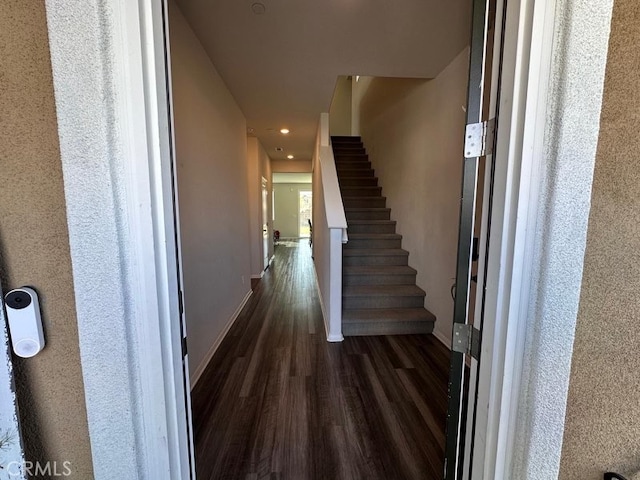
[251,3,266,15]
[280,128,290,134]
[275,147,283,152]
[287,155,294,159]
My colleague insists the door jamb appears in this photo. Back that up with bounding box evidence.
[465,0,557,477]
[467,0,612,478]
[45,0,192,478]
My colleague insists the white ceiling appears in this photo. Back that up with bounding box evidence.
[173,0,471,163]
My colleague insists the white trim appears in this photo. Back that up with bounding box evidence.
[313,267,343,342]
[327,229,345,342]
[251,273,264,280]
[431,328,451,350]
[45,0,192,478]
[491,0,555,477]
[469,0,555,477]
[189,290,253,387]
[313,269,331,340]
[469,0,615,478]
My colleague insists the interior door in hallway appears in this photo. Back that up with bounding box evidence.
[262,177,269,270]
[445,0,501,478]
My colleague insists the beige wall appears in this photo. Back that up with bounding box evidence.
[273,184,312,238]
[354,48,469,345]
[247,138,273,277]
[0,1,93,477]
[169,3,252,383]
[329,76,353,136]
[271,159,312,173]
[560,1,640,478]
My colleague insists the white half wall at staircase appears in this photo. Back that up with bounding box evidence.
[353,48,470,346]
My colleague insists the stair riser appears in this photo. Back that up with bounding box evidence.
[345,210,391,220]
[336,161,372,170]
[333,145,364,150]
[339,177,378,186]
[343,255,408,266]
[340,187,382,197]
[343,198,386,208]
[334,154,369,161]
[343,321,434,336]
[345,238,402,249]
[332,135,361,139]
[347,223,396,234]
[343,295,424,309]
[337,169,374,177]
[342,274,417,286]
[333,148,366,155]
[336,166,375,177]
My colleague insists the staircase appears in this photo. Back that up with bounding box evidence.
[332,135,436,336]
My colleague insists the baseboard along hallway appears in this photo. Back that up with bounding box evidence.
[191,239,449,479]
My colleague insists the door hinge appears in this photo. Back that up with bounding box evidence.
[181,336,188,358]
[178,290,184,315]
[451,323,480,360]
[464,118,496,158]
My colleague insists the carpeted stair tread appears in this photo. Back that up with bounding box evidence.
[343,284,425,297]
[342,308,435,323]
[343,265,417,275]
[347,233,401,239]
[342,248,409,257]
[341,308,435,336]
[347,220,395,225]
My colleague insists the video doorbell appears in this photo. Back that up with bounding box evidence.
[4,287,45,358]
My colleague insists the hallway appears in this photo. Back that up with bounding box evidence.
[192,240,450,479]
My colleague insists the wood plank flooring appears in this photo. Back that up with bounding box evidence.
[192,240,450,480]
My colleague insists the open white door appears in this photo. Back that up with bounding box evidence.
[152,1,196,477]
[262,177,270,270]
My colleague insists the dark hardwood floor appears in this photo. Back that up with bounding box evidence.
[192,240,450,480]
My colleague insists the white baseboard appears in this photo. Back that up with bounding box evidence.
[313,269,331,341]
[432,327,451,350]
[189,289,253,388]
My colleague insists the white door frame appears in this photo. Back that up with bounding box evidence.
[464,0,613,479]
[45,0,192,478]
[40,0,613,478]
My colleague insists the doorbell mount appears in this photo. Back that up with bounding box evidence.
[4,287,45,358]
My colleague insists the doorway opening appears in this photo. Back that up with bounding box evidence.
[298,190,312,238]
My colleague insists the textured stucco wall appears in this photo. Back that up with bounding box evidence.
[0,1,93,478]
[45,0,152,477]
[559,2,640,478]
[354,48,469,345]
[510,0,614,478]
